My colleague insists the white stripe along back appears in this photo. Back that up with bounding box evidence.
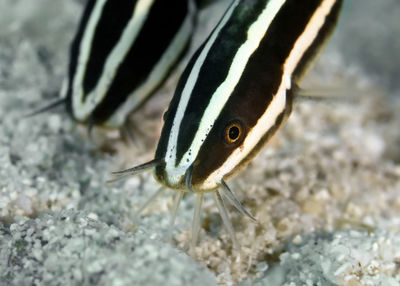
[112,0,343,248]
[165,0,286,186]
[62,0,196,128]
[106,0,196,126]
[165,0,239,183]
[160,0,342,190]
[72,0,155,122]
[203,0,338,189]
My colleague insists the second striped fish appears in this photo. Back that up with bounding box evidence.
[61,0,197,129]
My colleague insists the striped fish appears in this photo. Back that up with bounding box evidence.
[112,0,343,248]
[60,0,197,128]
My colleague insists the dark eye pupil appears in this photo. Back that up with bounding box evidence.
[229,126,240,140]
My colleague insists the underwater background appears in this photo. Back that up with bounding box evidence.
[1,0,400,285]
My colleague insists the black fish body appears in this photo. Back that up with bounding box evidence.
[62,0,197,128]
[154,0,343,192]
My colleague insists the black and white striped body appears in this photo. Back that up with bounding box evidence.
[62,0,196,128]
[154,0,343,192]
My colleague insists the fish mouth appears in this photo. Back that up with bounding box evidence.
[154,164,196,193]
[153,162,189,191]
[153,161,220,193]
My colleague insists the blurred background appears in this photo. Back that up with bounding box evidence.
[0,0,399,102]
[334,0,400,98]
[0,1,399,284]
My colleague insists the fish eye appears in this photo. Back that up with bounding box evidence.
[224,121,243,144]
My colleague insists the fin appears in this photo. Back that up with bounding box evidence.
[23,98,65,118]
[195,0,216,9]
[191,193,204,251]
[169,191,184,241]
[87,115,95,140]
[108,158,163,184]
[120,119,145,149]
[186,165,195,193]
[213,190,239,249]
[295,84,363,102]
[220,180,257,222]
[121,120,135,145]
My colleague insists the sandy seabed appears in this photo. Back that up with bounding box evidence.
[1,0,400,285]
